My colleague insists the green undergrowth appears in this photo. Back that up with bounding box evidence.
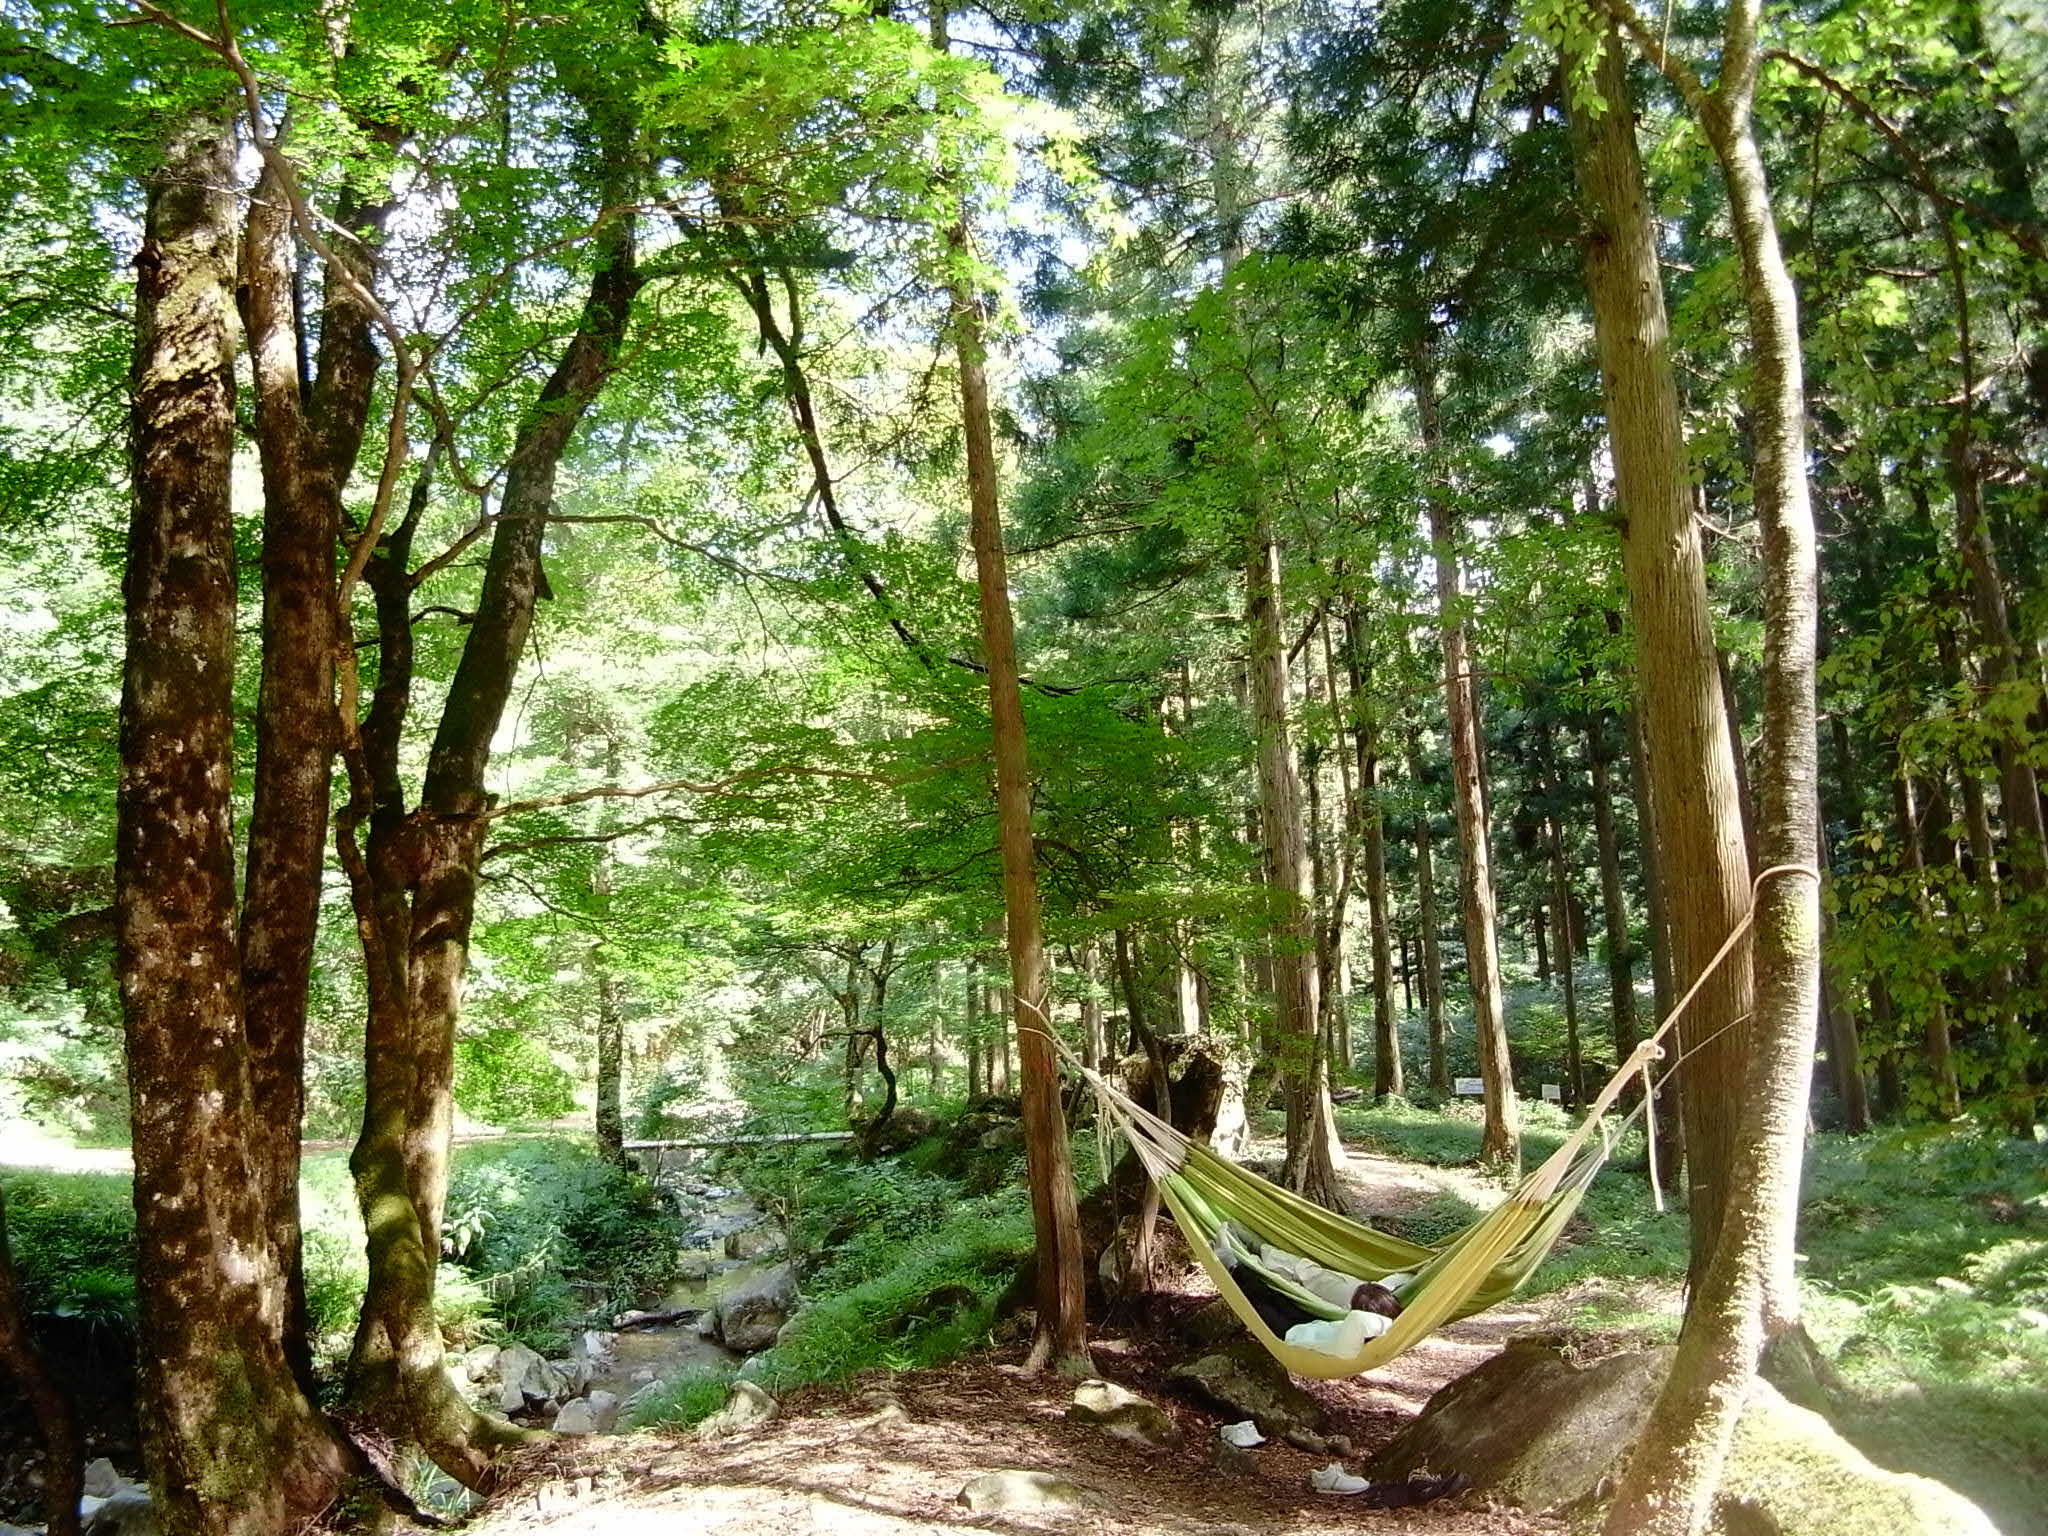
[1336,1099,2048,1527]
[2,1135,679,1374]
[632,1107,1049,1429]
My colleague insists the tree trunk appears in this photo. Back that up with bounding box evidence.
[1818,892,1872,1134]
[1568,24,1751,1274]
[1344,606,1402,1100]
[1247,527,1343,1203]
[1413,338,1518,1166]
[1548,822,1586,1110]
[1587,716,1641,1079]
[1891,770,1961,1117]
[343,172,640,1481]
[1080,939,1106,1071]
[1597,2,1825,1523]
[1410,756,1450,1102]
[120,111,354,1534]
[933,4,1090,1371]
[0,1185,80,1536]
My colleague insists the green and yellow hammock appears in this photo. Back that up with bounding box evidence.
[1065,865,1821,1380]
[1078,1052,1634,1380]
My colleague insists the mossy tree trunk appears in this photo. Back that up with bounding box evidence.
[120,109,356,1535]
[1589,0,1824,1525]
[1566,21,1750,1276]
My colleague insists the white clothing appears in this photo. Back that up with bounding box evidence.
[1283,1309,1394,1357]
[1259,1244,1374,1312]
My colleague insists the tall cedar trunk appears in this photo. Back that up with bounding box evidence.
[1598,3,1824,1525]
[1818,892,1872,1133]
[1568,27,1749,1273]
[0,1186,81,1536]
[1344,607,1401,1099]
[1410,753,1450,1101]
[1248,529,1343,1202]
[121,112,353,1534]
[1891,770,1961,1116]
[966,958,984,1099]
[1629,706,1686,1179]
[1080,939,1106,1071]
[344,175,639,1480]
[593,742,627,1163]
[935,3,1090,1371]
[1413,339,1518,1165]
[1587,717,1641,1077]
[1547,812,1586,1109]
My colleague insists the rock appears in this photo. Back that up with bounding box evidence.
[1184,1298,1252,1351]
[956,1471,1107,1513]
[1718,1381,1998,1535]
[82,1459,125,1498]
[82,1488,158,1536]
[1168,1337,1325,1440]
[495,1342,545,1412]
[631,1367,657,1384]
[1366,1340,1999,1534]
[464,1342,502,1382]
[554,1398,601,1435]
[555,1390,621,1436]
[584,1389,621,1433]
[676,1250,719,1283]
[696,1379,778,1440]
[1067,1379,1183,1449]
[1368,1340,1673,1512]
[713,1261,798,1352]
[552,1356,594,1397]
[574,1330,616,1364]
[725,1225,787,1261]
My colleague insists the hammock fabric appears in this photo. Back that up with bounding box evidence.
[1081,1060,1617,1381]
[1060,862,1816,1382]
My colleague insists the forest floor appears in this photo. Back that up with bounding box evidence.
[463,1140,1673,1536]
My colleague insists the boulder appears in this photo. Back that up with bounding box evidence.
[553,1398,601,1435]
[725,1225,787,1261]
[464,1342,502,1383]
[495,1342,545,1413]
[82,1459,126,1498]
[676,1249,719,1283]
[696,1379,778,1440]
[554,1390,621,1437]
[1168,1336,1325,1441]
[713,1262,798,1352]
[573,1330,616,1364]
[81,1489,158,1536]
[1366,1340,1999,1535]
[1366,1337,1669,1512]
[956,1471,1107,1513]
[1067,1379,1183,1449]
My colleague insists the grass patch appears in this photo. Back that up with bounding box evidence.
[627,1363,738,1429]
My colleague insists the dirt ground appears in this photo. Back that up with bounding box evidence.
[464,1145,1678,1536]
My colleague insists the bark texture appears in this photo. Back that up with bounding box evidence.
[1414,340,1518,1165]
[1592,2,1824,1526]
[935,0,1091,1375]
[1567,26,1752,1271]
[120,111,352,1536]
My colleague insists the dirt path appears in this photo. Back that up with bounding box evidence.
[461,1141,1670,1536]
[471,1355,1562,1536]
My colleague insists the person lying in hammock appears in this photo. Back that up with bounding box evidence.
[1214,1222,1412,1357]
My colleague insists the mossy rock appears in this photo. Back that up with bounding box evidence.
[1366,1337,1669,1512]
[1167,1335,1324,1439]
[1718,1385,1998,1536]
[1366,1339,1997,1535]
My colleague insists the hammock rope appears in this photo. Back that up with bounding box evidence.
[1043,863,1819,1382]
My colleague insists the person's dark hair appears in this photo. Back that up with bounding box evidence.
[1350,1281,1403,1318]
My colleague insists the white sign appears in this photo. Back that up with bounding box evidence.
[1541,1084,1562,1102]
[1454,1076,1484,1096]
